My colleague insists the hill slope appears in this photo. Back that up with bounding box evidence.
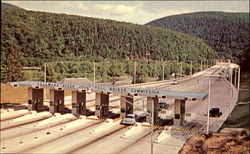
[146,12,249,62]
[1,7,217,66]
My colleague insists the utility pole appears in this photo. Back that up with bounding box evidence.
[44,63,47,101]
[237,67,240,92]
[151,99,154,154]
[234,68,237,87]
[162,59,164,80]
[44,63,47,82]
[230,69,232,84]
[200,61,203,71]
[120,96,154,154]
[190,61,193,75]
[207,78,211,134]
[180,62,183,77]
[134,61,136,84]
[93,62,96,84]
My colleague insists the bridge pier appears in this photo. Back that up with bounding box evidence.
[49,89,65,113]
[120,95,134,118]
[72,90,86,117]
[95,92,109,118]
[146,96,159,123]
[28,88,44,111]
[174,99,186,126]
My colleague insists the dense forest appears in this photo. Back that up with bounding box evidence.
[146,12,249,63]
[1,5,217,82]
[20,60,209,83]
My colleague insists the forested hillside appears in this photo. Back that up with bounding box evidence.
[146,12,249,62]
[1,7,217,82]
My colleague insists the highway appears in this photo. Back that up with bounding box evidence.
[0,62,239,153]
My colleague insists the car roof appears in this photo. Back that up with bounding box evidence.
[159,102,167,104]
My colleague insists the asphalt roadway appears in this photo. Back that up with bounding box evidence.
[0,63,238,153]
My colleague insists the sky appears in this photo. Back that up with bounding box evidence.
[3,1,249,24]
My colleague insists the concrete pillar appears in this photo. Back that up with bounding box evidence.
[95,92,109,118]
[49,89,65,113]
[28,88,44,111]
[174,99,186,126]
[120,96,133,118]
[146,96,159,123]
[72,90,86,116]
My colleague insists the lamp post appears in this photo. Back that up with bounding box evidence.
[120,96,155,154]
[207,77,211,134]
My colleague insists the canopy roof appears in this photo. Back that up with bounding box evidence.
[9,81,208,100]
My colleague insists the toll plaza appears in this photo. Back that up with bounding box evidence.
[9,81,208,126]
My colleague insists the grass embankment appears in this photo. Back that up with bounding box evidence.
[0,83,27,104]
[221,69,249,130]
[221,104,250,130]
[0,83,72,104]
[238,69,250,102]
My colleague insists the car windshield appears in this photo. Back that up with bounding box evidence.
[126,115,135,118]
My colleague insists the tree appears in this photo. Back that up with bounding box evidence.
[1,40,24,82]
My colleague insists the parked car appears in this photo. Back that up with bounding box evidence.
[171,80,178,85]
[121,113,143,125]
[159,102,169,110]
[209,108,222,117]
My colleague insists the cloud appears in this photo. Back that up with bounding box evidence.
[95,4,139,16]
[2,1,249,25]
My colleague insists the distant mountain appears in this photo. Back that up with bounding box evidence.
[1,7,217,66]
[1,2,24,10]
[146,12,249,62]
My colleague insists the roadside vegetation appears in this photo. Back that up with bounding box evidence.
[10,60,208,83]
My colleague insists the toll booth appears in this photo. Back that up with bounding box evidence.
[120,95,134,118]
[49,89,65,113]
[95,92,109,118]
[174,99,186,126]
[72,90,86,116]
[28,87,44,111]
[146,96,159,123]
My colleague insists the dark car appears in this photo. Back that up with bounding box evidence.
[159,102,169,110]
[209,108,222,117]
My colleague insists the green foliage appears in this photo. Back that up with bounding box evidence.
[222,104,250,130]
[42,60,201,83]
[146,12,249,62]
[1,40,24,82]
[1,7,217,67]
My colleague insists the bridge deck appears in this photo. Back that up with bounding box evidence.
[9,81,208,100]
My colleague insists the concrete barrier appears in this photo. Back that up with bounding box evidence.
[121,122,147,138]
[155,127,171,143]
[34,113,76,129]
[79,115,86,120]
[9,111,52,124]
[7,109,15,112]
[1,109,7,113]
[185,113,196,122]
[0,109,29,121]
[61,118,89,129]
[90,119,115,134]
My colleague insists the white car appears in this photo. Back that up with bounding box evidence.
[171,80,178,85]
[121,113,139,125]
